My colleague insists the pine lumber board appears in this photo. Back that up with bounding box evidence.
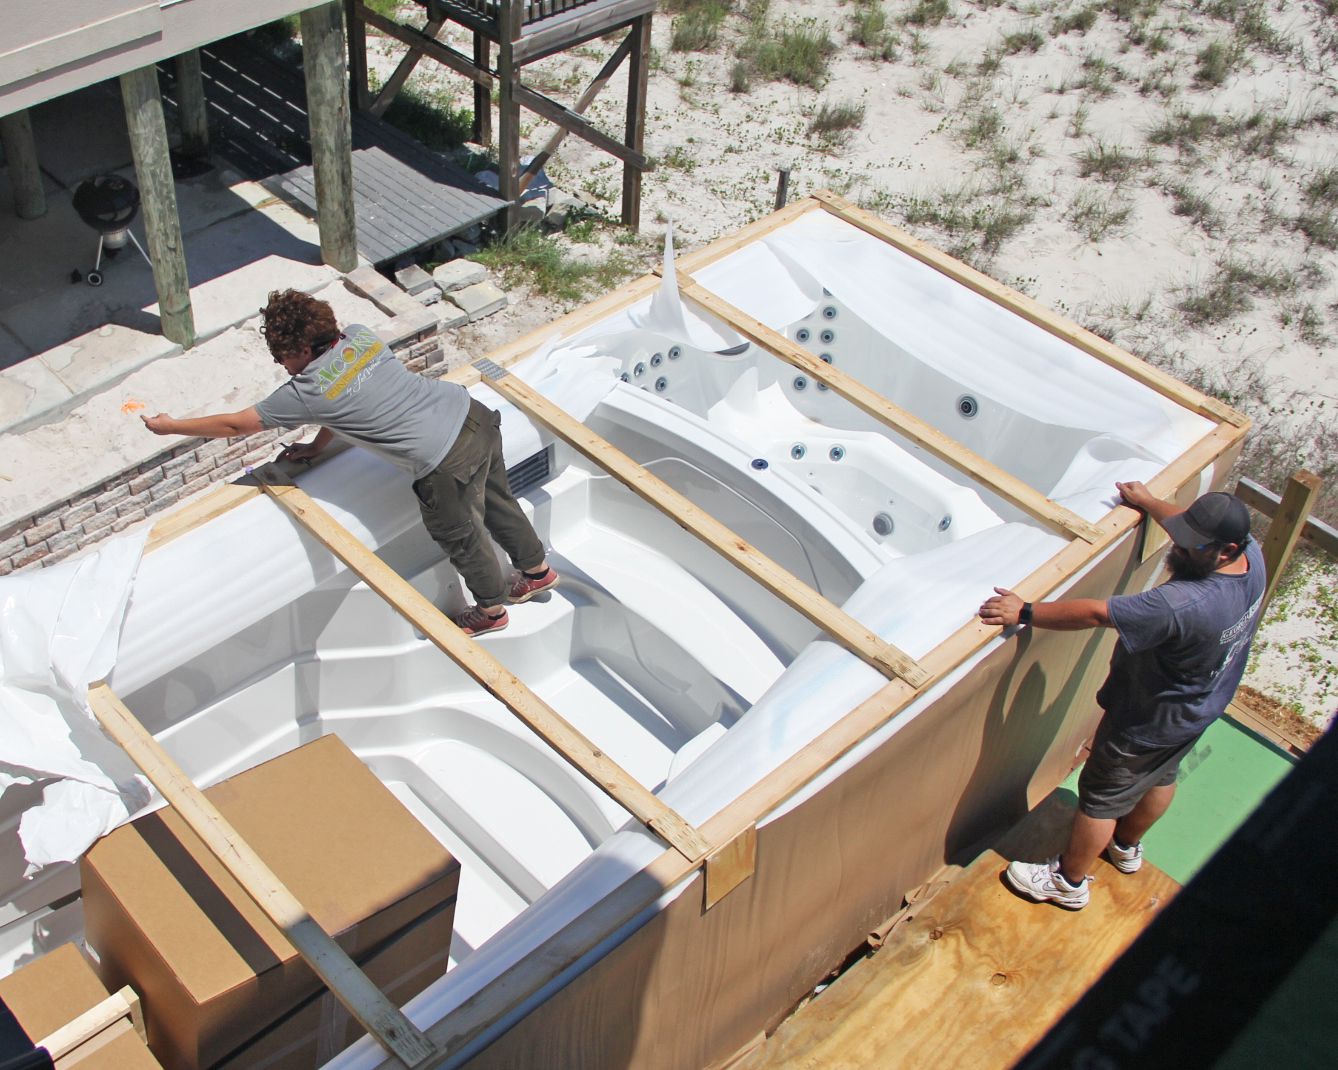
[674,274,1104,544]
[1259,470,1322,609]
[85,684,437,1068]
[810,190,1248,428]
[36,986,144,1060]
[752,848,1178,1069]
[475,361,930,688]
[254,474,712,864]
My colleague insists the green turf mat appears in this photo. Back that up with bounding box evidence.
[1061,716,1296,885]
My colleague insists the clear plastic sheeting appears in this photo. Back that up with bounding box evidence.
[0,532,151,871]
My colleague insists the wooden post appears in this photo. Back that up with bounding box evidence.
[344,0,371,111]
[86,685,438,1067]
[367,11,447,119]
[518,31,633,193]
[173,50,210,160]
[774,167,791,211]
[119,65,196,348]
[1259,470,1322,610]
[301,1,358,272]
[0,109,46,219]
[621,13,652,228]
[497,2,523,232]
[473,32,492,145]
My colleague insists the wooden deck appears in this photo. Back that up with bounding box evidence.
[738,793,1180,1070]
[158,37,507,265]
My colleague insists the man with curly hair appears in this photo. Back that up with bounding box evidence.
[142,288,557,636]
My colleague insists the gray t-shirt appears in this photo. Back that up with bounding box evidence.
[1097,539,1266,747]
[255,324,469,480]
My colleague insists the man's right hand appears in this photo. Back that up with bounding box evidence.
[1116,480,1158,513]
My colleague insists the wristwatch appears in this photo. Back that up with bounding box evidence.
[1019,602,1034,626]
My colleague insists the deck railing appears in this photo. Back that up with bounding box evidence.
[429,0,605,26]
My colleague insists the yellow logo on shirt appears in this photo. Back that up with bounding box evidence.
[318,332,384,400]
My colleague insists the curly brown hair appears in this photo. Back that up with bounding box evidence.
[260,289,339,363]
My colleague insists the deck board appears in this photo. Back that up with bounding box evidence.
[158,37,507,265]
[746,794,1180,1070]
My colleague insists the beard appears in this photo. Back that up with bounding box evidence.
[1167,545,1218,581]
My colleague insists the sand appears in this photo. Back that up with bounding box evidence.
[362,0,1336,721]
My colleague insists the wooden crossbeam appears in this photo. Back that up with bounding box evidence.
[37,985,146,1059]
[674,275,1104,544]
[368,14,448,119]
[472,360,930,688]
[1236,474,1336,561]
[809,190,1249,429]
[519,30,633,192]
[512,82,650,171]
[253,474,712,863]
[357,4,494,89]
[85,684,438,1069]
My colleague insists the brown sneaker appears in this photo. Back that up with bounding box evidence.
[452,605,509,636]
[508,567,560,604]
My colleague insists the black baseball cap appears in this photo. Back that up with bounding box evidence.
[1163,491,1251,549]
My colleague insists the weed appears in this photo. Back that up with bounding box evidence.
[729,60,751,93]
[849,2,899,58]
[1068,188,1134,241]
[1280,302,1331,347]
[1068,102,1090,139]
[741,19,836,87]
[1074,54,1122,96]
[471,228,638,303]
[658,145,698,171]
[1195,39,1238,86]
[671,3,729,53]
[906,0,953,27]
[1148,109,1220,155]
[1294,165,1338,248]
[1076,139,1144,182]
[810,101,867,136]
[1177,256,1297,327]
[1002,28,1045,53]
[1164,182,1220,232]
[1054,6,1098,34]
[379,82,472,152]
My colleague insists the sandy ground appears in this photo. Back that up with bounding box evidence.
[360,0,1336,723]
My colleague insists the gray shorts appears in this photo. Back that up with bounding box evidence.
[1077,719,1198,820]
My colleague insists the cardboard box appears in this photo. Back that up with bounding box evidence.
[215,899,453,1070]
[80,735,458,1070]
[0,942,163,1069]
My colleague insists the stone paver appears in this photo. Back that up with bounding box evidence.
[448,281,508,322]
[432,259,488,293]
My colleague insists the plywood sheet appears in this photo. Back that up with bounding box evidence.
[753,843,1178,1070]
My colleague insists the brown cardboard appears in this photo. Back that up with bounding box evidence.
[0,942,163,1070]
[216,899,454,1070]
[80,735,458,1070]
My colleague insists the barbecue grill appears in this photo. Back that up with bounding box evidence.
[71,174,153,286]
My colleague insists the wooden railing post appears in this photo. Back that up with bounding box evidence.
[1259,470,1322,610]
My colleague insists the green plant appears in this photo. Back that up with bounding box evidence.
[741,19,836,87]
[1195,39,1237,86]
[658,144,698,171]
[1164,182,1220,232]
[1054,6,1099,34]
[1067,188,1134,240]
[379,82,473,152]
[1076,139,1144,182]
[470,228,638,303]
[1294,165,1338,248]
[1176,256,1298,327]
[1002,28,1045,53]
[1148,109,1220,155]
[906,0,953,27]
[809,100,866,136]
[670,2,731,52]
[1074,53,1122,96]
[729,60,751,93]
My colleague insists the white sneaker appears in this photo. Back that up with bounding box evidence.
[1105,839,1144,874]
[1004,858,1090,910]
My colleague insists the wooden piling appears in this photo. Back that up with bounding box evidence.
[0,110,46,220]
[119,65,195,348]
[301,1,358,272]
[173,50,210,160]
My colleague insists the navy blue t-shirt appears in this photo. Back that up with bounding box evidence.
[1097,539,1266,747]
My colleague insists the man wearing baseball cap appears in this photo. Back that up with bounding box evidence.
[979,481,1266,909]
